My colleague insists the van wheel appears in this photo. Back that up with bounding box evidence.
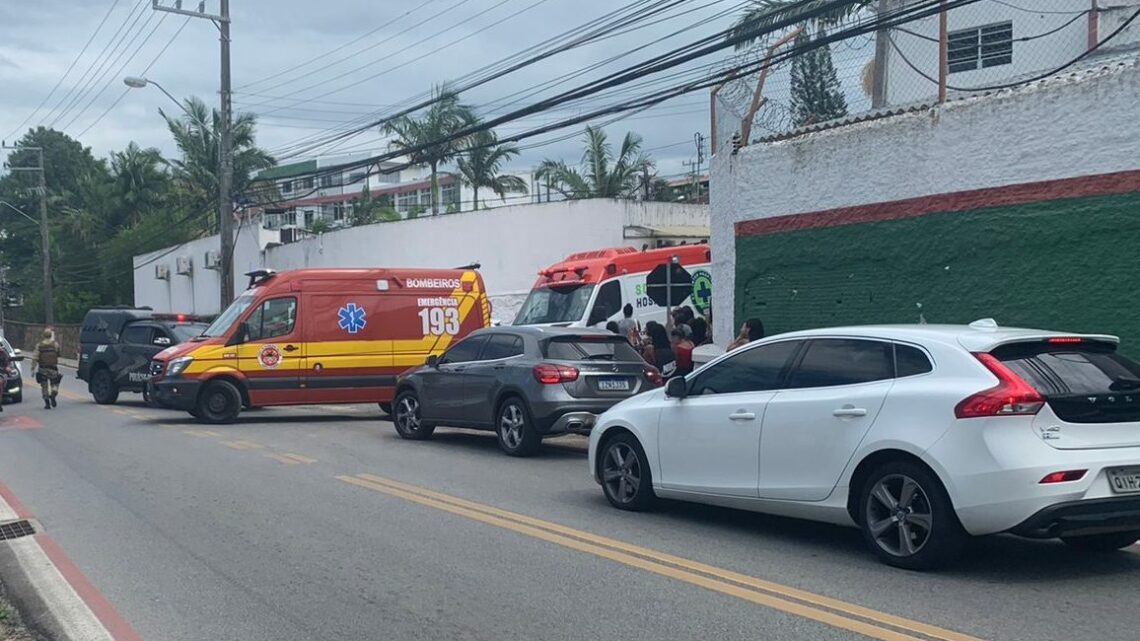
[859,461,966,571]
[496,397,540,457]
[196,380,242,424]
[393,391,434,440]
[90,369,119,405]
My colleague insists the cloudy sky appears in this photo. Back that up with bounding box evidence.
[0,0,761,181]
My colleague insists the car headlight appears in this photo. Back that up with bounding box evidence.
[167,356,193,377]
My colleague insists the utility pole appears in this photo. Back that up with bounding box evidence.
[642,166,651,201]
[682,133,707,203]
[1,143,52,325]
[872,0,891,109]
[152,0,234,309]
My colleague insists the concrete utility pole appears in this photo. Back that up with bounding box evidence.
[151,0,235,309]
[1,144,52,325]
[682,133,707,203]
[871,0,891,109]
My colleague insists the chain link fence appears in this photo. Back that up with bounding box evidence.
[713,0,1139,154]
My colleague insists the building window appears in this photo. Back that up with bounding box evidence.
[441,182,460,208]
[319,173,344,189]
[281,181,293,194]
[419,189,432,207]
[948,22,1012,74]
[300,177,314,190]
[303,209,315,228]
[396,191,416,212]
[333,203,346,222]
[348,171,367,185]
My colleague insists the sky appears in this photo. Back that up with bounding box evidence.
[0,0,757,182]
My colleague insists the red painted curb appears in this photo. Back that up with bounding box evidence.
[0,483,32,519]
[35,535,145,641]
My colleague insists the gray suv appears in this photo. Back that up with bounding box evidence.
[391,327,662,456]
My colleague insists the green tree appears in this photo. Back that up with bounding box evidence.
[349,185,401,226]
[729,1,871,49]
[456,130,528,210]
[383,86,476,216]
[789,31,849,127]
[536,126,652,200]
[161,96,276,231]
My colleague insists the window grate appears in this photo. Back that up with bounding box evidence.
[948,21,1013,74]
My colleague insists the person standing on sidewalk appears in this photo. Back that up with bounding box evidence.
[31,329,62,409]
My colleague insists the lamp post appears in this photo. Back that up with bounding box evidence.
[122,76,190,116]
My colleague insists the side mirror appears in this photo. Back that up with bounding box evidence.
[12,348,21,355]
[226,322,250,347]
[665,376,688,399]
[11,355,25,362]
[425,355,440,368]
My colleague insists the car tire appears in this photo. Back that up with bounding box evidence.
[496,397,541,457]
[90,368,119,405]
[392,391,434,440]
[195,380,242,425]
[11,391,21,404]
[1061,531,1140,553]
[379,402,393,416]
[599,432,655,511]
[859,460,966,571]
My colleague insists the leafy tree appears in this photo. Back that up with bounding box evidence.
[349,185,400,226]
[789,30,849,127]
[536,126,652,200]
[383,86,476,216]
[456,130,528,210]
[161,96,275,231]
[310,218,333,234]
[729,1,871,49]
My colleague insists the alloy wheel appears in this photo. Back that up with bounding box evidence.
[602,442,642,505]
[865,474,933,557]
[499,404,525,450]
[396,396,420,434]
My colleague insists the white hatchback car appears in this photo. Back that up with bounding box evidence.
[588,320,1140,569]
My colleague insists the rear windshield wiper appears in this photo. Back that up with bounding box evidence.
[1109,376,1140,391]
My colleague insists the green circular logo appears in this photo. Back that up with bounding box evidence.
[691,270,712,314]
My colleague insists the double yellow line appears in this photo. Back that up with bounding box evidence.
[338,474,987,641]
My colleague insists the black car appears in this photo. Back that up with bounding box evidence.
[77,307,209,405]
[392,326,662,456]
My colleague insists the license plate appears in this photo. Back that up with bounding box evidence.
[597,378,630,391]
[1107,468,1140,494]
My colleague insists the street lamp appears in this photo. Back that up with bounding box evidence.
[122,76,191,116]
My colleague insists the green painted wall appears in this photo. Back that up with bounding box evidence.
[734,191,1140,351]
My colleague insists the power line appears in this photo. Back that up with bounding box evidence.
[4,0,123,140]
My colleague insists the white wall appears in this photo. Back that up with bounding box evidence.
[710,58,1140,344]
[132,223,278,316]
[888,0,1094,105]
[135,199,709,323]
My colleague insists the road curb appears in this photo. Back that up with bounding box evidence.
[0,484,140,641]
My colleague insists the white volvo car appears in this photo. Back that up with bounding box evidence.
[588,320,1140,569]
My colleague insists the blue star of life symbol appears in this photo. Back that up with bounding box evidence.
[338,303,367,334]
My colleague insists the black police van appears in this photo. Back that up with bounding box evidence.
[78,307,209,404]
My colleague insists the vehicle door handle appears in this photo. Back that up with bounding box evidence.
[283,345,299,352]
[729,411,756,421]
[833,407,868,418]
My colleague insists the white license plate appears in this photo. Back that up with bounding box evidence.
[597,378,630,391]
[1107,468,1140,494]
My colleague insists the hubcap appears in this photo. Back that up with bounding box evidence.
[499,405,524,449]
[602,443,641,504]
[866,474,933,557]
[396,397,420,433]
[207,391,228,414]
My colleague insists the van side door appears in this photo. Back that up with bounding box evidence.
[237,296,303,405]
[302,293,393,403]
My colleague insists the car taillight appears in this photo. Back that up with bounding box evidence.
[954,353,1044,419]
[533,363,579,384]
[645,366,664,387]
[1040,470,1086,484]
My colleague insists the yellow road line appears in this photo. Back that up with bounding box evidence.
[266,453,302,465]
[281,453,317,464]
[183,430,214,438]
[221,440,264,450]
[341,474,987,641]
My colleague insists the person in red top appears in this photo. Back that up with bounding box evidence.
[670,327,695,378]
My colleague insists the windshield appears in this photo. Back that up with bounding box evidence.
[201,293,256,337]
[514,285,595,325]
[169,323,210,343]
[543,336,644,362]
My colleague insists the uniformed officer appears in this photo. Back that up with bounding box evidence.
[31,328,62,409]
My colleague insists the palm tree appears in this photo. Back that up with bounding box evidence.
[383,86,476,216]
[456,130,528,210]
[109,143,168,227]
[536,126,652,200]
[161,96,275,230]
[729,1,872,49]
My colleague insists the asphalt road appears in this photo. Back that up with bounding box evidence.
[1,380,1138,641]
